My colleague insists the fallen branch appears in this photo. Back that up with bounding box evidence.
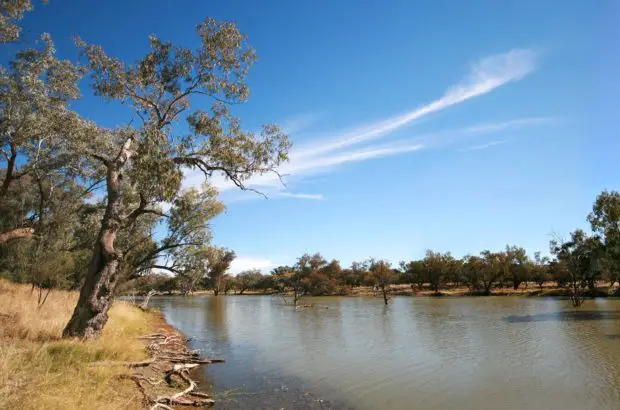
[126,358,156,368]
[125,330,222,409]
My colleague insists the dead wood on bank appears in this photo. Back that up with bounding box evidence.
[125,329,223,409]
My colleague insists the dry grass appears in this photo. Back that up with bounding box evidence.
[0,280,153,410]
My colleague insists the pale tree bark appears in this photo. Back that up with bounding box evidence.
[0,227,34,244]
[63,139,133,339]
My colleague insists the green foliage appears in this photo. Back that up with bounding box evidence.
[550,230,603,306]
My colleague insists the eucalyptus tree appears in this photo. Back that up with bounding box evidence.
[423,250,449,294]
[400,259,426,291]
[502,246,529,290]
[588,190,620,287]
[550,230,602,307]
[63,19,289,338]
[287,253,325,306]
[530,251,550,290]
[0,33,93,245]
[203,247,236,296]
[479,250,503,295]
[0,0,37,43]
[236,269,263,295]
[369,259,394,305]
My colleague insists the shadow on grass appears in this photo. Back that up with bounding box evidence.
[504,310,620,323]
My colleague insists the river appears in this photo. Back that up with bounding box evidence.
[148,295,620,409]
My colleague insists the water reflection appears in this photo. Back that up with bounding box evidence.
[149,296,620,410]
[505,310,620,322]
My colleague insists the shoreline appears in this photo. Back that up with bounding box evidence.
[127,310,224,409]
[131,282,620,299]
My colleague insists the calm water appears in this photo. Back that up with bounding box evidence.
[148,296,620,409]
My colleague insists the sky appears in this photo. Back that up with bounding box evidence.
[10,0,619,273]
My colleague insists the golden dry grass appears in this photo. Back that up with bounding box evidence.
[0,280,152,410]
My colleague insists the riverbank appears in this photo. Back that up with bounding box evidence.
[0,280,219,409]
[135,281,619,299]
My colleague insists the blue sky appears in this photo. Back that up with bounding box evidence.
[12,0,618,272]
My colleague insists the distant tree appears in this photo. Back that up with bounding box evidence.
[462,254,483,291]
[588,190,620,287]
[236,269,263,295]
[479,251,503,295]
[203,247,236,296]
[400,260,426,291]
[550,230,602,307]
[368,259,394,305]
[423,250,448,294]
[502,246,529,290]
[342,261,367,287]
[221,274,235,295]
[530,251,550,290]
[270,266,292,293]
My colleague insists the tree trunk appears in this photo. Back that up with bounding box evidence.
[0,227,34,245]
[63,159,126,339]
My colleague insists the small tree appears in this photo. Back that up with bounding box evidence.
[369,259,394,305]
[550,230,601,307]
[530,252,550,290]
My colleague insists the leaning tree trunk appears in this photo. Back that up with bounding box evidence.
[0,227,34,245]
[63,150,129,339]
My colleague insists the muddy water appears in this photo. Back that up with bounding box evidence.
[149,295,620,409]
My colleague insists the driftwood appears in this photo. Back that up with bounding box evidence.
[125,332,223,409]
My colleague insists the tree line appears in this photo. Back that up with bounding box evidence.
[125,190,620,308]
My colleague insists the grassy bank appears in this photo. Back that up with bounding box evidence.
[0,280,152,410]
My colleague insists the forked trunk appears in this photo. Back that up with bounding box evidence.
[63,161,125,339]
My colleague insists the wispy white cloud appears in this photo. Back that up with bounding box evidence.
[292,48,538,159]
[461,139,508,151]
[280,112,323,135]
[276,192,324,200]
[185,48,541,200]
[459,117,554,135]
[229,256,275,275]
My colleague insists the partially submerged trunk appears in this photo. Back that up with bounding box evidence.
[63,146,130,339]
[381,285,389,305]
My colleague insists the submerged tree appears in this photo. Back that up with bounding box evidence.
[369,259,394,305]
[63,19,289,338]
[550,230,601,307]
